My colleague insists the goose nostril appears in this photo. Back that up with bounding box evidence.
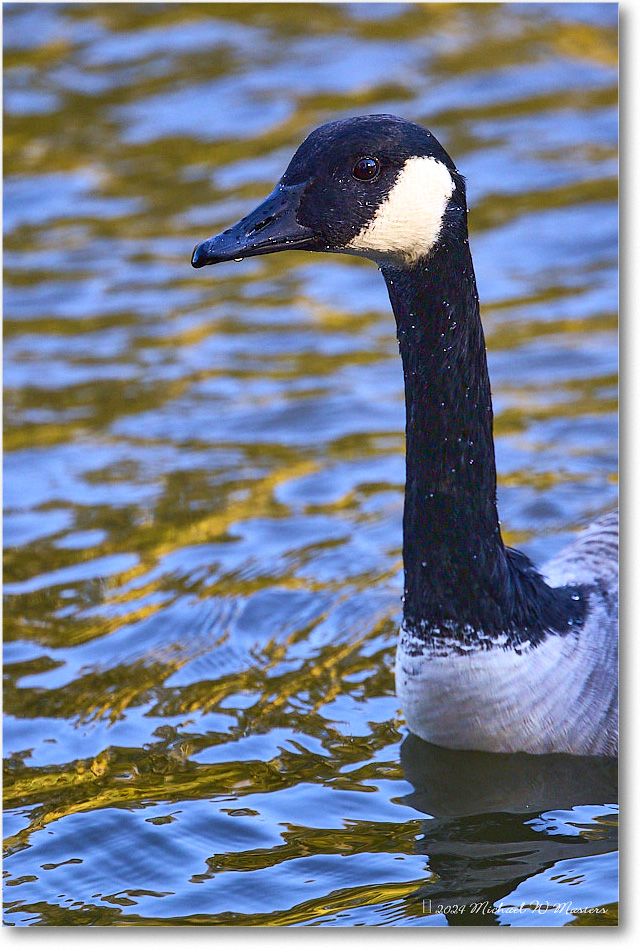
[247,215,276,237]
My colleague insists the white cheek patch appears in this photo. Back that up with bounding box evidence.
[347,156,455,264]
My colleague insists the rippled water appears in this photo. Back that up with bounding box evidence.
[3,2,618,927]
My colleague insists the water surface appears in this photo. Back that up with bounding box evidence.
[3,1,618,927]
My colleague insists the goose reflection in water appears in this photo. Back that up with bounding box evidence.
[398,735,617,926]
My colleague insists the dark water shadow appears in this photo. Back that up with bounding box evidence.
[399,734,618,926]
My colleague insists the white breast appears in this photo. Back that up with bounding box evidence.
[396,600,617,756]
[396,511,618,756]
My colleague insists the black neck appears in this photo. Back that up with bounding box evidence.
[382,236,585,641]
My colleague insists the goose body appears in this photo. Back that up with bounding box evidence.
[397,508,618,756]
[192,115,618,756]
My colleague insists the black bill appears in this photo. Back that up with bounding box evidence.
[191,182,316,268]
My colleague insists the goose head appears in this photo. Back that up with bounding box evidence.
[191,114,466,270]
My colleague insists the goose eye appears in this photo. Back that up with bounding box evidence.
[352,157,380,182]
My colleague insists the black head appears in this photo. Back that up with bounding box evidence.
[192,115,466,269]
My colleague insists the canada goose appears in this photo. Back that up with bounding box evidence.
[192,115,618,757]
